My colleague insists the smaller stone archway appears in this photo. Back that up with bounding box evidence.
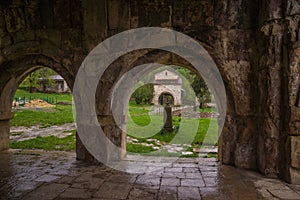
[158,92,174,105]
[153,87,180,106]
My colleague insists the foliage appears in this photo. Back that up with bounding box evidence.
[176,67,194,83]
[191,76,211,109]
[20,68,57,93]
[131,82,154,104]
[176,67,211,107]
[10,131,76,151]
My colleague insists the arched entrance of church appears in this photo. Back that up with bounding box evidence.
[158,92,174,105]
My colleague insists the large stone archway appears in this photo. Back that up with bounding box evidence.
[0,0,299,184]
[0,55,75,151]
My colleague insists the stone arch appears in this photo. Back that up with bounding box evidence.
[0,54,75,151]
[158,92,175,105]
[0,0,298,184]
[157,91,175,106]
[86,39,228,163]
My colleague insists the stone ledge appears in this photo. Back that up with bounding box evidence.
[0,111,14,120]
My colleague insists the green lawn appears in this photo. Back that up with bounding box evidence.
[126,143,154,153]
[10,95,218,156]
[11,89,74,127]
[127,116,218,146]
[11,105,74,127]
[198,107,217,112]
[126,102,218,157]
[10,131,76,151]
[128,101,152,126]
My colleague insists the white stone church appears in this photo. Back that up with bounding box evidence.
[152,70,183,106]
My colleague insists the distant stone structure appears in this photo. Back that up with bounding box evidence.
[152,70,182,106]
[38,75,70,93]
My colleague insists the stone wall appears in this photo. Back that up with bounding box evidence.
[284,1,300,183]
[0,0,299,184]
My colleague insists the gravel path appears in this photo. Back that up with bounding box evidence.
[10,123,76,142]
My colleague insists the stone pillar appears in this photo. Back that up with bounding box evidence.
[163,103,174,132]
[0,111,14,151]
[76,114,126,163]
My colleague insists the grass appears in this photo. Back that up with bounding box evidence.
[15,89,72,103]
[9,93,218,157]
[126,143,154,153]
[10,131,76,151]
[198,107,217,112]
[128,101,152,126]
[10,105,74,127]
[127,115,218,146]
[203,152,218,158]
[126,103,219,157]
[11,89,74,127]
[10,132,23,136]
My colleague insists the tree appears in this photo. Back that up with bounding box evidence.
[131,83,154,104]
[176,67,194,83]
[176,67,197,104]
[191,76,211,109]
[20,68,57,93]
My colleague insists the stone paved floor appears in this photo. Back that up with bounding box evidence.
[0,149,300,200]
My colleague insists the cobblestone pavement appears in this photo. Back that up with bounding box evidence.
[0,149,299,200]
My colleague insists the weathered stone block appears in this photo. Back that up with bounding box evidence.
[0,11,7,37]
[2,41,40,59]
[173,0,214,27]
[290,122,300,134]
[36,29,61,47]
[290,167,300,185]
[260,0,283,21]
[291,136,300,169]
[287,0,300,16]
[108,0,130,30]
[0,35,12,48]
[135,1,171,27]
[61,28,81,50]
[5,7,26,33]
[40,39,62,61]
[223,61,251,115]
[0,120,10,151]
[14,31,35,43]
[291,107,300,122]
[234,143,257,169]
